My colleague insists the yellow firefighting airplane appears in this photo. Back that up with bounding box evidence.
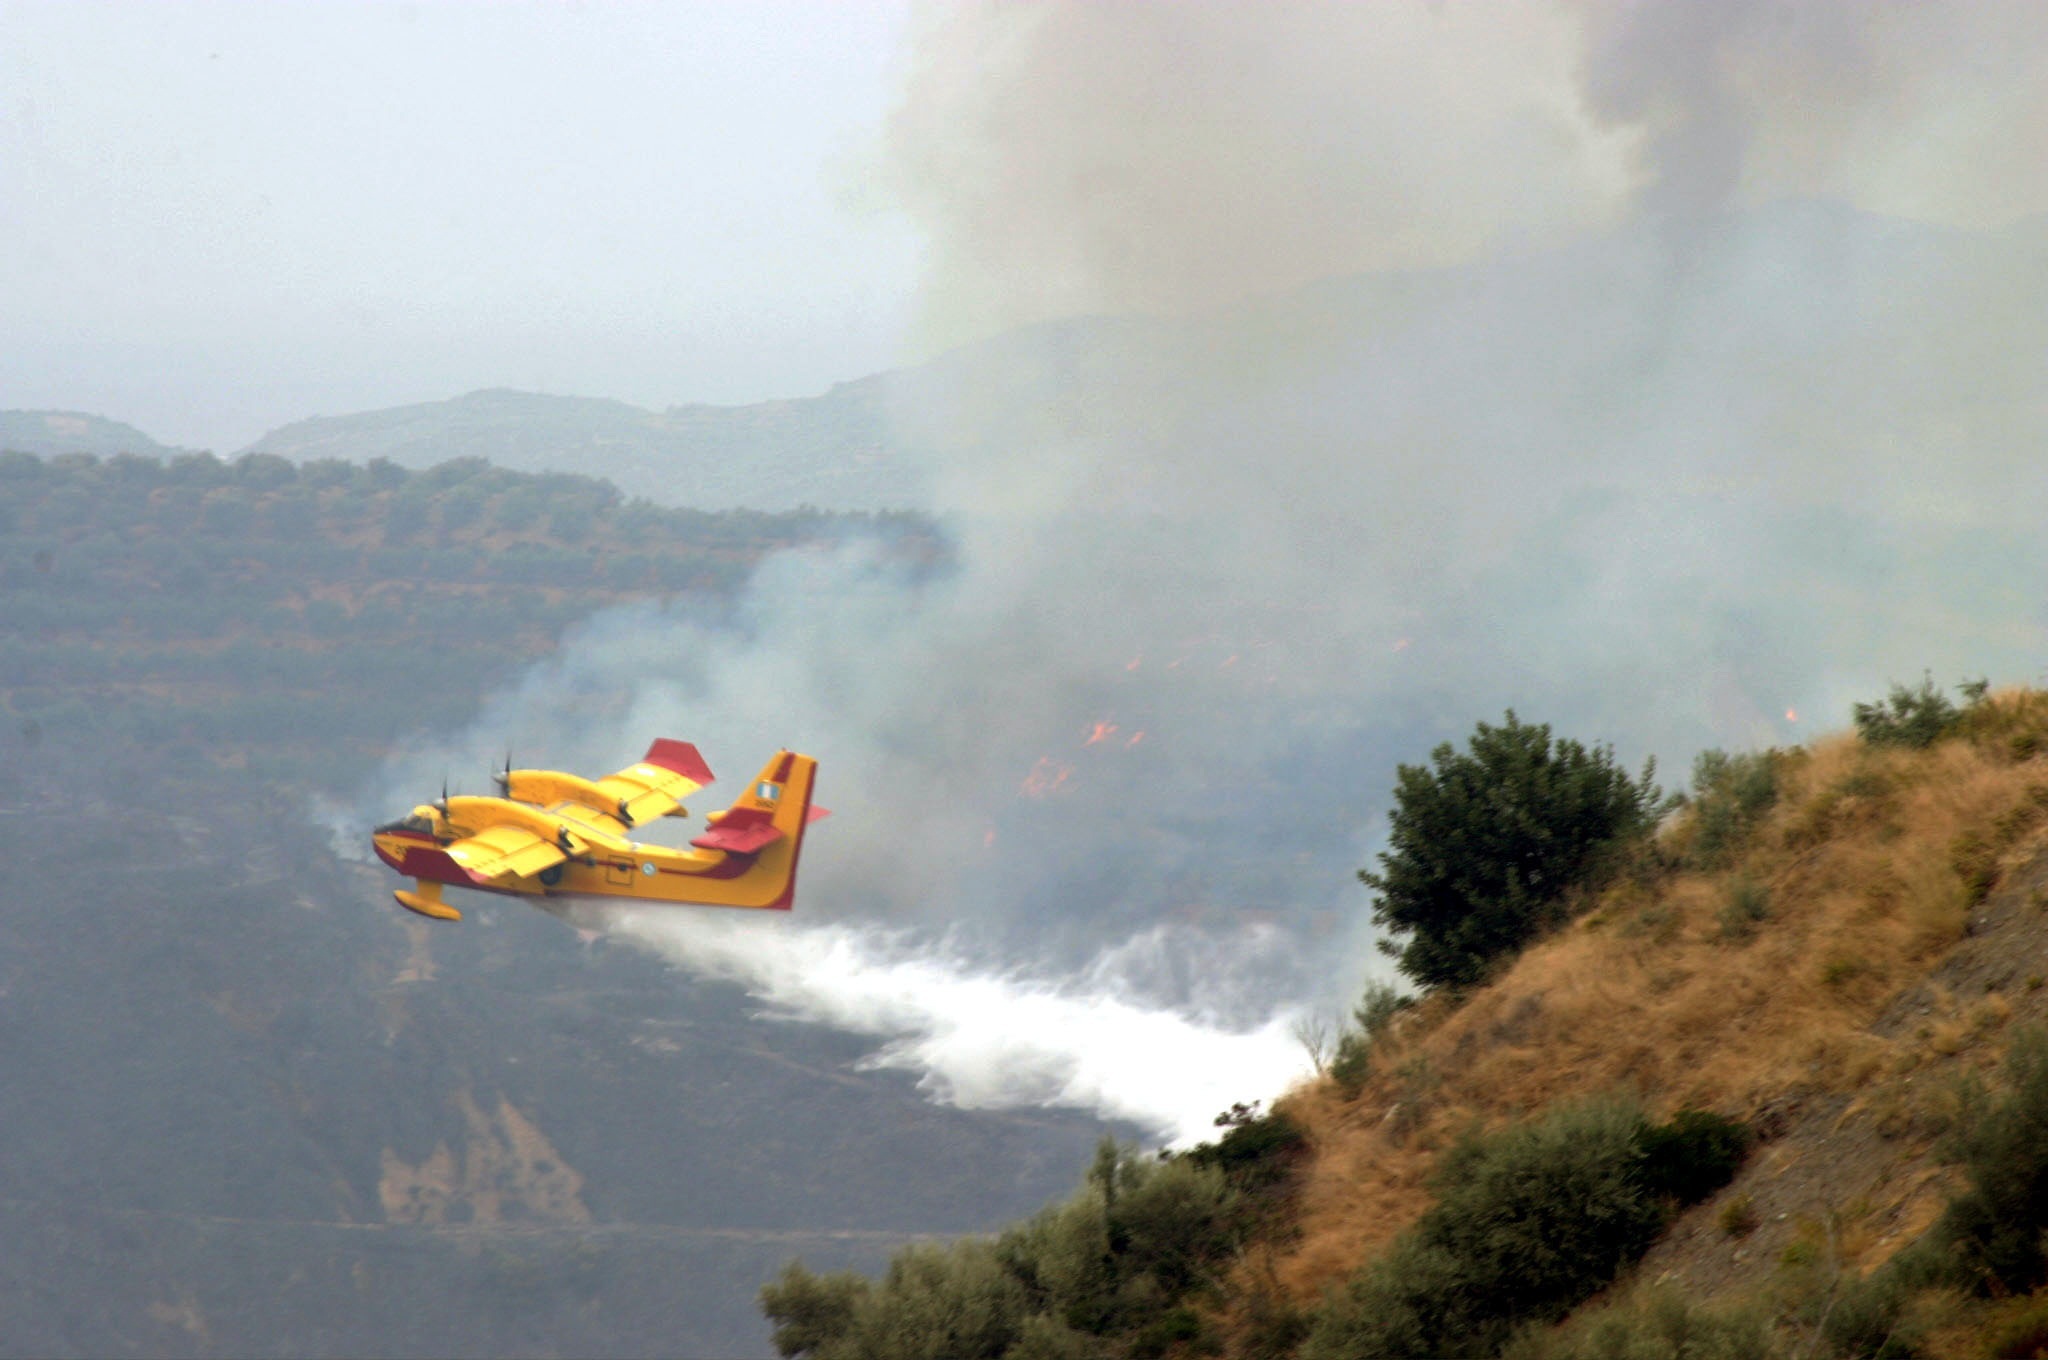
[371,740,823,922]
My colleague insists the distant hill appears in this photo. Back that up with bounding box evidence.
[48,197,2042,531]
[0,409,188,458]
[242,381,932,512]
[0,447,932,783]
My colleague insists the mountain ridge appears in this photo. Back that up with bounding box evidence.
[239,379,927,512]
[0,409,192,459]
[12,199,2046,527]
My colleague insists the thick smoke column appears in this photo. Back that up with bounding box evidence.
[1580,0,2048,230]
[864,0,2048,755]
[884,0,2048,347]
[350,2,2048,1135]
[880,2,1635,344]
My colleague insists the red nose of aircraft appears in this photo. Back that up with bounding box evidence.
[371,812,440,870]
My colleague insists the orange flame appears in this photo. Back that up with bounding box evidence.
[1020,757,1075,798]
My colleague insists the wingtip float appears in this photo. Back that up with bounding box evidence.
[372,740,827,924]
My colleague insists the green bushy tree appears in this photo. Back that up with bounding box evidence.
[762,1243,1031,1360]
[847,1243,1032,1360]
[762,1141,1243,1359]
[1363,712,1664,990]
[1852,674,1985,749]
[760,1264,868,1359]
[1686,748,1787,866]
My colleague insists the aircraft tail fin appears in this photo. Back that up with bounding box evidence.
[688,749,820,909]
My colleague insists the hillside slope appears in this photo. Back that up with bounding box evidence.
[757,692,2048,1359]
[1264,692,2048,1356]
[0,409,188,458]
[0,448,929,783]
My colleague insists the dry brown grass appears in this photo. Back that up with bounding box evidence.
[1269,698,2048,1304]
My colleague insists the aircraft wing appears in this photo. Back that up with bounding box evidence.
[443,823,568,885]
[595,739,716,825]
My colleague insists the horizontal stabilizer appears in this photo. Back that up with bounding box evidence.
[690,805,783,855]
[807,806,831,823]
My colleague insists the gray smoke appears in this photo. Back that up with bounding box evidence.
[348,3,2048,1125]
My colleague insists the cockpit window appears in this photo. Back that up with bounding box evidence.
[376,813,436,834]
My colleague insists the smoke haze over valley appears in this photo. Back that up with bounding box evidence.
[337,0,2048,1136]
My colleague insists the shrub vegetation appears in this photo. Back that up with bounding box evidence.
[1820,1029,2048,1357]
[1852,675,1985,749]
[1328,981,1412,1097]
[1362,712,1664,990]
[1181,1103,1310,1202]
[1499,1287,1779,1360]
[761,1136,1276,1359]
[1932,1025,2048,1294]
[1301,1100,1749,1359]
[1686,747,1790,867]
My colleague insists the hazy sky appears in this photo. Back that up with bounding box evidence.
[10,2,2048,454]
[1,1,921,449]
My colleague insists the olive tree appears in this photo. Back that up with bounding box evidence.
[1363,711,1661,989]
